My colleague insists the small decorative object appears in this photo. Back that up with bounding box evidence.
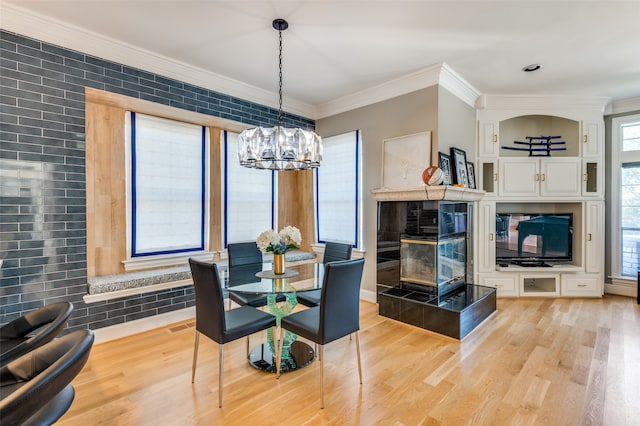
[438,152,452,185]
[466,162,476,189]
[450,147,469,187]
[501,135,566,157]
[422,166,444,186]
[256,226,302,275]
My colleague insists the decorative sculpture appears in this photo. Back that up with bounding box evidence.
[502,135,566,157]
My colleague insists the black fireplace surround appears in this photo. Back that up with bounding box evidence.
[377,201,496,339]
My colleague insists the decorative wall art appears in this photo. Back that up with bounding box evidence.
[450,147,469,186]
[382,131,431,188]
[438,152,452,185]
[466,162,476,189]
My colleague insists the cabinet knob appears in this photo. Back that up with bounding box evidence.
[583,134,588,143]
[541,173,546,182]
[578,284,587,287]
[489,233,494,241]
[584,173,589,182]
[493,134,498,143]
[535,174,540,182]
[587,233,592,241]
[494,173,498,181]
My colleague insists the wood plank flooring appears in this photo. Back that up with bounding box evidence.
[58,296,639,425]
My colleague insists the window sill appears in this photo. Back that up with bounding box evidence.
[122,251,215,272]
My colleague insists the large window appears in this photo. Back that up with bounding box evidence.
[611,114,640,278]
[315,130,361,247]
[223,131,275,245]
[127,113,208,257]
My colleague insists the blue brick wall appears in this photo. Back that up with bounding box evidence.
[0,30,314,331]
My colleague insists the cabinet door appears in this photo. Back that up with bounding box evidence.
[479,159,498,195]
[561,274,601,297]
[585,201,604,273]
[582,159,603,197]
[520,274,560,297]
[582,122,602,157]
[479,121,499,157]
[478,201,496,273]
[480,274,518,297]
[499,158,539,196]
[540,158,581,197]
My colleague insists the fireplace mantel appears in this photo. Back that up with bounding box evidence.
[371,186,485,202]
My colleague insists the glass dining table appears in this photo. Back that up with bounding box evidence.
[218,261,325,374]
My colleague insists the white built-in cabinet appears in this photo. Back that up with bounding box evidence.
[475,103,605,298]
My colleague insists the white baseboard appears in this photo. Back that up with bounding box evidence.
[604,282,637,298]
[92,307,195,344]
[360,289,377,303]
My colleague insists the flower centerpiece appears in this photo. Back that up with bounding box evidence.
[256,226,302,274]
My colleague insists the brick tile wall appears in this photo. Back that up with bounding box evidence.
[0,30,314,331]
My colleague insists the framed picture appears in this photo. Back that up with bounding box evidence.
[450,147,469,186]
[381,131,431,188]
[466,161,476,189]
[438,152,452,185]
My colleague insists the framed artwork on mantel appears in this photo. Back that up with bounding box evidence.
[381,131,431,189]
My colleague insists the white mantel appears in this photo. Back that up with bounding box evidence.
[371,185,485,202]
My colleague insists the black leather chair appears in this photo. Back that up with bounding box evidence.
[189,258,276,407]
[276,258,365,409]
[227,242,284,308]
[1,302,74,366]
[0,329,94,425]
[297,242,353,308]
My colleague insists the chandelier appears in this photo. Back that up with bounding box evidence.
[238,19,323,170]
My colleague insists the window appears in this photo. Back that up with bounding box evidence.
[223,131,275,245]
[611,114,640,278]
[127,112,208,257]
[315,130,361,247]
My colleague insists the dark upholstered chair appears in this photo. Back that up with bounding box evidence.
[0,329,94,426]
[297,242,353,308]
[276,258,365,408]
[227,242,284,308]
[0,302,74,366]
[189,258,276,407]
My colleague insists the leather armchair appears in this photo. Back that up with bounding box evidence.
[1,302,73,366]
[0,329,94,425]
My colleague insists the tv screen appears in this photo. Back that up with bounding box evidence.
[495,213,573,264]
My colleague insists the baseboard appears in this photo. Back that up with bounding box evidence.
[361,288,377,303]
[92,307,195,344]
[604,282,637,298]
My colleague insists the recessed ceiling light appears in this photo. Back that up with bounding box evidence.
[522,64,543,72]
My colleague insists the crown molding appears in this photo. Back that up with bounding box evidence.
[438,63,482,108]
[1,3,315,119]
[477,94,610,114]
[605,96,640,115]
[316,62,480,119]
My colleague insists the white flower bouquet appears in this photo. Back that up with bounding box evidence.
[256,226,302,254]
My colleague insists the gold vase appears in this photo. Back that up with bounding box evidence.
[273,253,285,275]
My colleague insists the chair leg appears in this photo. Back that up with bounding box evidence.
[355,331,363,384]
[246,335,250,358]
[315,343,319,361]
[276,327,285,378]
[219,344,224,408]
[320,345,325,409]
[191,331,200,383]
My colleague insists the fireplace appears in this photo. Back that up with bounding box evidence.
[375,197,496,339]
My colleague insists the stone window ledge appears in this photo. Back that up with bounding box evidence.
[85,250,317,303]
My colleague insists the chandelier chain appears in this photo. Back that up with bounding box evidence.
[277,28,283,126]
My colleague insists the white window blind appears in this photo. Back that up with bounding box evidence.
[223,131,274,245]
[130,113,206,256]
[315,130,360,246]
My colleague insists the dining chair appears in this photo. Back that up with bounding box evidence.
[276,258,365,409]
[227,242,285,309]
[296,241,353,308]
[0,301,74,366]
[0,329,94,425]
[189,258,277,407]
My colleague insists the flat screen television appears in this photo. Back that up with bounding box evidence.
[495,213,573,266]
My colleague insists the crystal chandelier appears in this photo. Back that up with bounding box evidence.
[238,19,323,170]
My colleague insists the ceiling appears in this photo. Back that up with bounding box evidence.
[4,1,640,114]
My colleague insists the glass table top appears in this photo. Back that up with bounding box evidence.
[220,262,325,294]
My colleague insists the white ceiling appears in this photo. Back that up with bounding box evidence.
[4,1,640,115]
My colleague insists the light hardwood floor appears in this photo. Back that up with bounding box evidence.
[59,296,639,425]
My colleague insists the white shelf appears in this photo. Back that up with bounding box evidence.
[495,264,583,272]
